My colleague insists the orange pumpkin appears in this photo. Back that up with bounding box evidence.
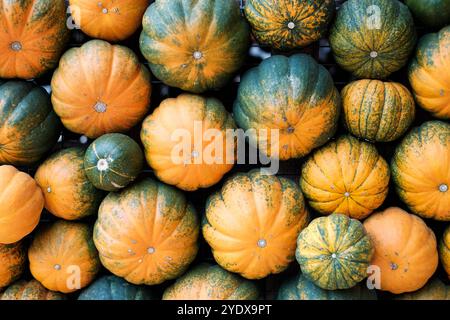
[203,170,309,280]
[1,280,65,300]
[69,0,149,41]
[440,225,450,279]
[51,40,152,138]
[363,207,438,294]
[28,221,101,293]
[0,242,26,288]
[396,278,450,300]
[141,94,236,191]
[0,165,43,244]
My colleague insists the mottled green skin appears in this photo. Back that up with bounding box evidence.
[84,134,144,192]
[405,0,450,28]
[329,0,416,79]
[277,273,377,300]
[78,275,156,300]
[0,81,61,165]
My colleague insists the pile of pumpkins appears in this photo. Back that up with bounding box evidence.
[0,0,449,300]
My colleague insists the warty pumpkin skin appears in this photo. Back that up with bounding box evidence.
[69,0,150,42]
[329,0,416,79]
[94,178,200,286]
[203,170,309,280]
[0,165,43,244]
[1,280,65,300]
[405,0,450,29]
[300,135,390,220]
[141,94,236,191]
[0,81,61,166]
[244,0,335,50]
[391,121,450,221]
[139,0,250,93]
[163,264,260,300]
[51,40,152,138]
[0,242,26,288]
[342,80,415,142]
[296,214,374,290]
[0,0,70,79]
[440,225,450,279]
[396,278,450,300]
[363,207,438,294]
[28,221,101,294]
[35,148,105,221]
[408,26,450,119]
[233,54,340,160]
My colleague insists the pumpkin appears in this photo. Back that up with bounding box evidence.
[51,40,152,138]
[408,26,450,119]
[139,0,250,93]
[391,121,450,221]
[363,207,438,294]
[69,0,150,42]
[440,225,450,279]
[141,94,236,191]
[244,0,335,50]
[94,178,199,285]
[300,135,390,220]
[163,264,260,300]
[1,280,65,300]
[0,165,43,244]
[405,0,450,28]
[35,148,105,220]
[0,81,61,166]
[396,279,450,300]
[0,242,26,288]
[341,80,415,142]
[233,54,340,160]
[0,0,69,79]
[203,170,309,280]
[78,275,156,300]
[84,133,144,192]
[28,220,101,293]
[329,0,416,79]
[277,273,377,300]
[296,214,373,290]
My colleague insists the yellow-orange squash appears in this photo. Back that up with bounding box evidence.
[1,280,65,300]
[0,165,43,244]
[203,170,309,279]
[300,135,390,220]
[28,221,100,294]
[0,242,26,288]
[51,40,152,138]
[396,279,450,300]
[94,178,200,285]
[363,207,439,294]
[440,226,450,279]
[141,94,236,191]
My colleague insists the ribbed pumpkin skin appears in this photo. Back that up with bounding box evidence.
[396,279,450,300]
[0,81,61,165]
[0,0,69,79]
[51,40,152,138]
[84,134,144,192]
[1,280,65,300]
[139,0,250,93]
[163,264,260,300]
[363,207,438,294]
[405,0,450,28]
[391,121,450,221]
[440,226,450,279]
[296,214,373,290]
[300,135,390,220]
[203,170,309,280]
[28,221,100,294]
[69,0,150,41]
[0,165,43,244]
[408,26,450,119]
[78,276,156,300]
[0,242,26,288]
[35,148,105,220]
[277,273,377,300]
[329,0,416,79]
[141,94,236,191]
[94,178,199,285]
[244,0,335,50]
[342,80,415,142]
[233,54,340,160]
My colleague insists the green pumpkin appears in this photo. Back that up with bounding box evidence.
[78,275,156,300]
[84,134,144,192]
[329,0,416,79]
[396,278,450,300]
[277,273,377,300]
[405,0,450,28]
[0,81,61,165]
[296,214,374,290]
